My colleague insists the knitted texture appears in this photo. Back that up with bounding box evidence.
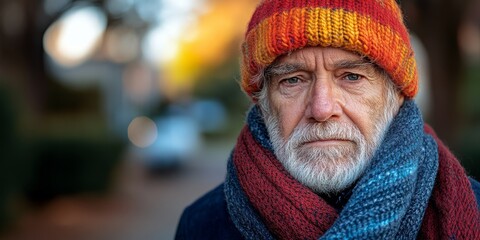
[240,0,418,99]
[224,100,480,239]
[224,152,274,240]
[420,125,480,239]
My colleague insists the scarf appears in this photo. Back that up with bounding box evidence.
[224,100,480,239]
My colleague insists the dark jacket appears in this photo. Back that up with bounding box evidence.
[175,178,480,240]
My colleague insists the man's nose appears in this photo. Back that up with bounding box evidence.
[306,78,341,122]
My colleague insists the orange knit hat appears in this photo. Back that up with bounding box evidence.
[240,0,418,99]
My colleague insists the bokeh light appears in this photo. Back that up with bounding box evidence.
[142,24,182,65]
[459,22,480,58]
[128,116,158,148]
[43,4,107,67]
[104,25,140,63]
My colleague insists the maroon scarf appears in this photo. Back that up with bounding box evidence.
[420,125,480,239]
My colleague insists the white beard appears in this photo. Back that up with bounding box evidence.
[260,87,399,194]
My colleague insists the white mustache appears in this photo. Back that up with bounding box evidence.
[287,122,361,146]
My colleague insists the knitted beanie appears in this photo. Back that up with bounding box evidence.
[240,0,418,99]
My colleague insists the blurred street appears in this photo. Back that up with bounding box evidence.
[1,139,235,240]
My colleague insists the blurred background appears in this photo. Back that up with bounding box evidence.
[0,0,479,239]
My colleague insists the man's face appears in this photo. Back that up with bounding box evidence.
[259,47,404,194]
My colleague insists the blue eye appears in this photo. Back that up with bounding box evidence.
[344,74,361,81]
[285,77,300,84]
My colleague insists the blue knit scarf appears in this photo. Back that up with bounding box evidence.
[225,100,440,239]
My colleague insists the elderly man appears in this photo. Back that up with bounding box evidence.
[176,0,480,239]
